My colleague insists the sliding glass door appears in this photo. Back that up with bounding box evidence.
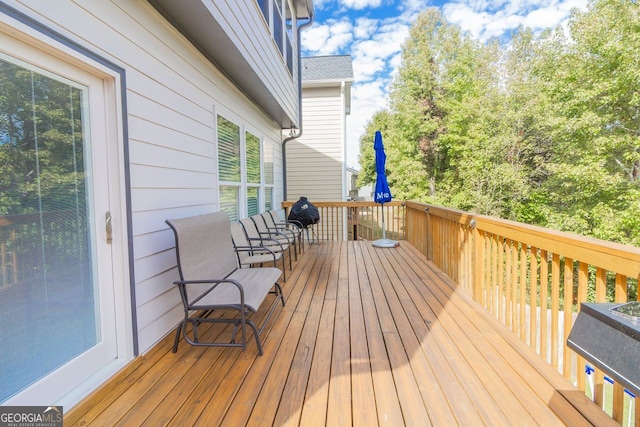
[0,34,120,405]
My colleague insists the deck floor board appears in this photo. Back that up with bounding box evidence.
[65,241,616,427]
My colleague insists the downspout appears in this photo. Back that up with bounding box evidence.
[282,8,314,200]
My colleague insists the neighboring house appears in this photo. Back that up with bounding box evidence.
[0,0,313,408]
[347,167,359,200]
[345,167,374,201]
[286,55,354,202]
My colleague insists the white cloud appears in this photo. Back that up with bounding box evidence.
[353,17,378,38]
[341,0,383,9]
[350,23,409,82]
[301,20,354,54]
[443,0,588,41]
[311,0,332,10]
[347,81,389,167]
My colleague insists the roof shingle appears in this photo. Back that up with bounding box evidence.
[301,55,354,81]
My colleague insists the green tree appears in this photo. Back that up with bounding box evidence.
[357,109,391,188]
[536,0,640,245]
[357,0,640,246]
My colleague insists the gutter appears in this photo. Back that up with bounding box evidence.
[282,10,315,200]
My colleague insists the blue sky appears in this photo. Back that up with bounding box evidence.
[300,0,588,169]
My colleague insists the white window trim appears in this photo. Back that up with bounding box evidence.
[215,110,274,219]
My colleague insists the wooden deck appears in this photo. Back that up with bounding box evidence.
[65,241,615,426]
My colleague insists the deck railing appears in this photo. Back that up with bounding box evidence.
[283,200,640,425]
[282,201,406,242]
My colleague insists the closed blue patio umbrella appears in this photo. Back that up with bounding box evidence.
[372,131,398,248]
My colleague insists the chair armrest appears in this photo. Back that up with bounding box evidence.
[174,278,244,306]
[261,228,294,244]
[234,245,279,262]
[245,236,287,251]
[286,219,304,229]
[266,225,297,239]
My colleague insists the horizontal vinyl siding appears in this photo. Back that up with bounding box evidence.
[213,0,298,124]
[288,86,344,201]
[5,0,286,354]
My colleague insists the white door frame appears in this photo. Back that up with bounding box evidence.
[0,13,134,408]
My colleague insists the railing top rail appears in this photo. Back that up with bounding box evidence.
[282,201,405,208]
[407,201,640,278]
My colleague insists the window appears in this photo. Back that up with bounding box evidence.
[217,114,275,219]
[246,131,261,184]
[272,0,284,56]
[217,115,241,221]
[217,116,241,182]
[256,0,268,21]
[255,0,295,75]
[246,131,261,217]
[247,187,260,217]
[264,141,275,211]
[220,186,240,222]
[285,1,295,74]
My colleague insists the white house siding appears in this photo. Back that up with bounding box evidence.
[287,86,345,201]
[3,0,287,355]
[184,0,299,126]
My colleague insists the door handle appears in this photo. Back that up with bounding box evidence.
[105,211,113,244]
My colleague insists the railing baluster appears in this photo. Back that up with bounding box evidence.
[540,250,549,363]
[491,234,499,318]
[551,253,560,370]
[563,257,574,378]
[529,247,539,352]
[519,244,527,341]
[510,241,518,333]
[576,262,588,392]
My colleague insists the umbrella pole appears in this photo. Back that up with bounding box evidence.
[381,204,386,240]
[372,203,398,248]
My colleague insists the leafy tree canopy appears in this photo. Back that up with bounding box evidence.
[358,0,640,246]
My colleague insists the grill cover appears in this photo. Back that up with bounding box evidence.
[288,197,320,228]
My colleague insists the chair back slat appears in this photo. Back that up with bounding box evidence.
[230,221,250,264]
[167,212,238,280]
[240,218,260,240]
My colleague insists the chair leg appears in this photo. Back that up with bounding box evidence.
[292,239,298,261]
[280,257,286,281]
[247,321,263,356]
[172,322,184,353]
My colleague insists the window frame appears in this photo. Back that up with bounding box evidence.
[255,0,295,76]
[216,112,275,219]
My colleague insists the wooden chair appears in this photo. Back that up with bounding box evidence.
[263,210,304,254]
[250,213,298,261]
[239,217,293,270]
[166,212,284,355]
[230,221,287,281]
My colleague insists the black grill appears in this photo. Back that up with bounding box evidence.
[288,196,320,228]
[567,302,640,397]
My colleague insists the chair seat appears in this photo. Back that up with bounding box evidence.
[196,267,282,312]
